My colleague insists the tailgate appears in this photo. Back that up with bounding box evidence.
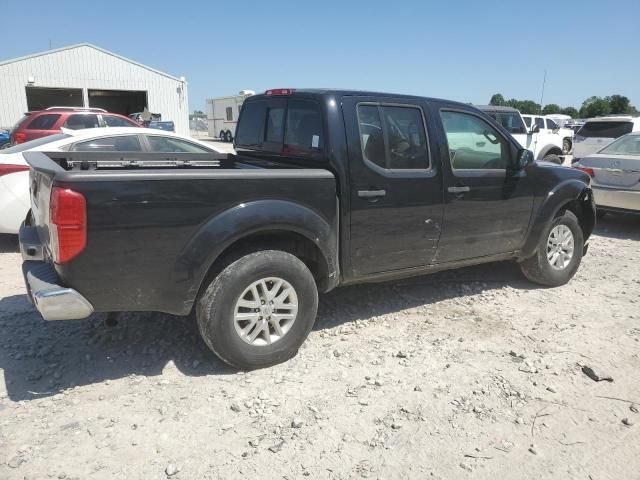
[23,151,65,252]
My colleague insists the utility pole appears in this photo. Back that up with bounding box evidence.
[539,69,547,114]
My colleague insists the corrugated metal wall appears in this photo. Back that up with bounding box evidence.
[0,45,189,135]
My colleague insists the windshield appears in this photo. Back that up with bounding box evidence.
[577,121,633,139]
[498,113,527,134]
[598,134,640,155]
[0,133,70,154]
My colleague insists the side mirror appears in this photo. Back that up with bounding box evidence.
[517,149,534,169]
[530,124,540,134]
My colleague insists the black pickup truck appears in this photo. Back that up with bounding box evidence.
[20,89,596,369]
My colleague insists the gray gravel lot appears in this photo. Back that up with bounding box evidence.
[0,215,639,479]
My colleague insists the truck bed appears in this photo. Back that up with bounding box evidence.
[24,151,337,315]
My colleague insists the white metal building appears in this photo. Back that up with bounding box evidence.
[0,43,189,135]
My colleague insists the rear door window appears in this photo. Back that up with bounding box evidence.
[64,114,100,130]
[578,121,634,139]
[71,135,143,151]
[357,103,429,170]
[26,114,61,130]
[535,117,545,129]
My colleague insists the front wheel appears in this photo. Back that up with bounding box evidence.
[197,250,318,370]
[543,153,563,165]
[519,210,584,287]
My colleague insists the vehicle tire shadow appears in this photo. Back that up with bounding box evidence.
[0,260,540,401]
[0,234,19,253]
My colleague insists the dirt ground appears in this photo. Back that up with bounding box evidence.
[1,215,639,480]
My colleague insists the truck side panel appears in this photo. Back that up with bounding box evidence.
[50,170,336,315]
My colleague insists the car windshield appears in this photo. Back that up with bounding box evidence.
[0,134,70,154]
[577,121,633,139]
[498,113,527,134]
[598,134,640,155]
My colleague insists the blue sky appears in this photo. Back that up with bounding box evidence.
[1,0,638,112]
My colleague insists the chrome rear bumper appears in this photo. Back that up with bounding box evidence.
[20,225,93,321]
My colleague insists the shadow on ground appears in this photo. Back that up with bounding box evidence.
[593,213,640,241]
[0,234,19,253]
[0,260,530,402]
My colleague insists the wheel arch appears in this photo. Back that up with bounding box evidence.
[174,199,339,313]
[520,181,595,259]
[537,144,563,160]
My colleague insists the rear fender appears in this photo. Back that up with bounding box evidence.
[173,199,338,309]
[520,180,595,259]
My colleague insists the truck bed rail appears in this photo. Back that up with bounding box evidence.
[36,151,231,171]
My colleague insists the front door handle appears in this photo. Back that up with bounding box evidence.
[358,189,386,198]
[447,186,470,194]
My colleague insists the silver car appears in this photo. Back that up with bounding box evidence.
[575,132,640,215]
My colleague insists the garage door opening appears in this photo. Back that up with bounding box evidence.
[26,87,83,111]
[88,89,147,116]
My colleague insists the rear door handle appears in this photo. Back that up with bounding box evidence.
[358,189,386,198]
[447,186,470,194]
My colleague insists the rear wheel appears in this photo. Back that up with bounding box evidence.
[562,138,572,154]
[520,210,584,287]
[225,130,233,142]
[219,130,226,142]
[197,250,318,370]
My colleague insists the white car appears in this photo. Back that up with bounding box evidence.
[477,106,568,164]
[573,116,640,161]
[0,127,223,234]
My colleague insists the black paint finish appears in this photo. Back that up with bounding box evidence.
[24,89,595,316]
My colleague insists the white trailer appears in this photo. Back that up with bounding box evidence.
[206,90,254,142]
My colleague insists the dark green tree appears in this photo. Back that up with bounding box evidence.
[579,96,611,118]
[489,93,506,106]
[542,104,561,115]
[606,95,631,114]
[560,107,578,118]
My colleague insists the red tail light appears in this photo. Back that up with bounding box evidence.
[50,187,86,263]
[0,164,29,177]
[575,166,594,177]
[13,132,27,144]
[265,88,295,96]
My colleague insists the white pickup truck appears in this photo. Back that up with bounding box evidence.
[478,106,571,164]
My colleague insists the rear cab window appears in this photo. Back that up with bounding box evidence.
[578,121,634,138]
[236,96,324,157]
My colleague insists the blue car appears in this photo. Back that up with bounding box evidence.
[0,130,10,148]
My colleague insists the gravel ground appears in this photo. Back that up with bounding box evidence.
[0,215,639,479]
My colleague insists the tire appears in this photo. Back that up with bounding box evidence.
[219,130,226,142]
[562,138,572,154]
[197,250,318,370]
[543,153,563,165]
[519,210,584,287]
[226,130,233,143]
